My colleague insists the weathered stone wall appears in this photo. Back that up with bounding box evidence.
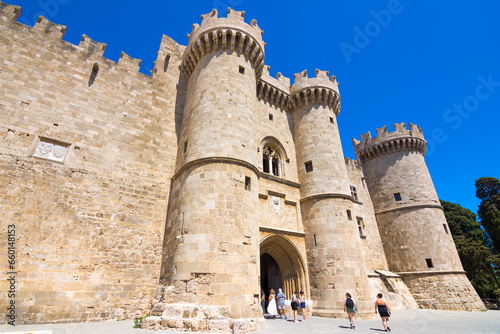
[376,208,463,272]
[300,197,374,317]
[368,271,418,311]
[400,273,485,311]
[345,158,388,272]
[0,3,184,323]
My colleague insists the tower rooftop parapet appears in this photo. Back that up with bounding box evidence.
[289,69,340,114]
[181,8,265,79]
[353,123,426,162]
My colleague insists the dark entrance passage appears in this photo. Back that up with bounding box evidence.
[260,253,282,311]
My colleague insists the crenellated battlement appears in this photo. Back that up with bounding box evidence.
[181,7,266,80]
[257,65,290,109]
[289,69,341,114]
[0,1,170,76]
[353,123,427,162]
[344,157,361,170]
[0,1,20,23]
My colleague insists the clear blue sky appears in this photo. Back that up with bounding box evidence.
[7,0,499,214]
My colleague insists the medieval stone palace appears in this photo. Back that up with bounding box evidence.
[0,2,485,332]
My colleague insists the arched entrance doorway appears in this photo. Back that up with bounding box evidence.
[260,234,308,308]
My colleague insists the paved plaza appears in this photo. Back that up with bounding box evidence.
[1,309,499,334]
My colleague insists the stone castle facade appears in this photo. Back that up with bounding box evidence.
[0,2,485,331]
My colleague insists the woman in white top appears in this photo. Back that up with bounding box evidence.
[267,289,279,318]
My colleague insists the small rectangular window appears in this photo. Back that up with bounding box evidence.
[239,65,245,74]
[330,117,334,124]
[305,161,313,173]
[313,234,317,247]
[245,176,251,191]
[183,141,188,154]
[350,186,358,201]
[425,258,434,268]
[394,193,402,201]
[357,217,365,238]
[269,114,273,121]
[347,210,352,220]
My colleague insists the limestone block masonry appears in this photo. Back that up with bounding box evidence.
[0,1,484,332]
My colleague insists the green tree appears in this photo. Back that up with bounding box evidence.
[476,177,500,255]
[441,200,500,298]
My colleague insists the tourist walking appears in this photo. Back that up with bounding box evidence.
[299,291,307,322]
[267,289,279,318]
[291,291,300,322]
[375,293,391,332]
[344,292,357,329]
[276,288,287,319]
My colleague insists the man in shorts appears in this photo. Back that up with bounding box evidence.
[276,288,287,319]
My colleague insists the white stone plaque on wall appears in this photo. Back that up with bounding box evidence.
[34,139,69,162]
[272,196,280,215]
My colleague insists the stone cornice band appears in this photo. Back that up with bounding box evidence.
[173,157,260,181]
[300,193,354,203]
[375,203,443,215]
[356,136,427,163]
[397,270,466,276]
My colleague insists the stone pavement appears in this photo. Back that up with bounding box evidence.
[1,310,499,334]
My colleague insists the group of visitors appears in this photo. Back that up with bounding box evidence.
[261,289,307,323]
[344,292,392,332]
[261,289,392,331]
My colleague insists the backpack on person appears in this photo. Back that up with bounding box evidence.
[346,297,354,308]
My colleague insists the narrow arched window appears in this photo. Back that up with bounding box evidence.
[88,63,99,86]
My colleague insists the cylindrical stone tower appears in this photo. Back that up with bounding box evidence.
[353,123,485,311]
[151,8,267,331]
[290,69,374,317]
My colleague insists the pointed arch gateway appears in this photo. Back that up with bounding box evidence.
[260,234,308,303]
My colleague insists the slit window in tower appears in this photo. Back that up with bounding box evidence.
[88,63,99,86]
[443,224,449,234]
[330,116,334,124]
[305,161,313,173]
[313,234,317,247]
[394,193,402,201]
[269,114,273,121]
[245,177,251,191]
[164,54,170,72]
[426,258,434,268]
[183,141,187,154]
[239,65,245,74]
[347,210,352,220]
[350,186,358,201]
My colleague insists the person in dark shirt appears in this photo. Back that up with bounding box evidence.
[375,293,391,332]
